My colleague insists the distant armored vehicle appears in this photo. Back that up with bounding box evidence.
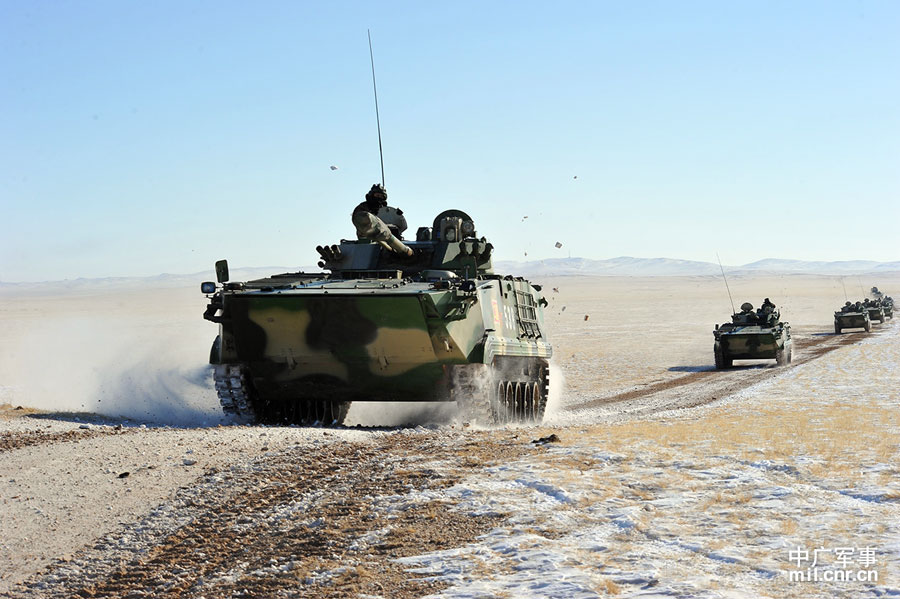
[713,300,792,368]
[834,301,871,334]
[202,202,552,426]
[883,296,894,319]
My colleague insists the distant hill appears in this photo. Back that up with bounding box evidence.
[494,257,900,277]
[2,258,898,292]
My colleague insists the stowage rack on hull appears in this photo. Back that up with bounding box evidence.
[201,209,552,426]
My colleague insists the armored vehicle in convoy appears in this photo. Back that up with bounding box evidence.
[713,300,792,368]
[834,302,871,334]
[865,301,885,325]
[869,288,893,319]
[202,197,552,426]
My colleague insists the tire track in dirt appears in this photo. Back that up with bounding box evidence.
[8,432,525,599]
[565,328,886,416]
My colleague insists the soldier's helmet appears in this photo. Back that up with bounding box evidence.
[845,301,852,306]
[365,184,388,208]
[740,302,753,312]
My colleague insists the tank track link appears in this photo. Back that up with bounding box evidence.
[213,364,350,426]
[213,364,256,421]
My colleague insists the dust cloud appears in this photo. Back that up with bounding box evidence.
[542,362,567,420]
[0,285,222,426]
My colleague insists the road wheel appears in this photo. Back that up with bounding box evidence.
[523,383,534,422]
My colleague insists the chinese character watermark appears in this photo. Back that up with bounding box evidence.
[787,545,879,583]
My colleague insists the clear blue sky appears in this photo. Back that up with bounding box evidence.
[2,1,898,281]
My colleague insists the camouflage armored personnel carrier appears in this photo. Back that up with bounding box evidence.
[202,199,552,426]
[865,300,885,325]
[870,287,893,319]
[713,300,792,368]
[834,302,870,334]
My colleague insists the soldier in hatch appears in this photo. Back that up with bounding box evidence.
[841,301,853,313]
[352,184,408,239]
[737,302,760,324]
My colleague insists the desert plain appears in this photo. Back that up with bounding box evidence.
[1,271,899,598]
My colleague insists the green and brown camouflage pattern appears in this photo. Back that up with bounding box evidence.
[834,309,870,333]
[713,304,792,368]
[865,305,885,324]
[203,209,552,413]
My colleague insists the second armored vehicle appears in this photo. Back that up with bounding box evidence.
[865,301,885,325]
[714,300,792,368]
[202,197,552,427]
[834,302,870,334]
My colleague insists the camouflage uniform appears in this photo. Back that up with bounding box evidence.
[353,184,407,239]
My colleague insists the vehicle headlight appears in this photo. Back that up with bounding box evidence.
[201,281,217,294]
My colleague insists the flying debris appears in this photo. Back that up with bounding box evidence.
[573,175,578,179]
[522,215,529,221]
[552,287,559,293]
[555,242,563,249]
[329,165,338,171]
[584,315,590,321]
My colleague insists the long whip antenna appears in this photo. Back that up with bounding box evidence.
[717,252,736,315]
[857,276,866,298]
[368,29,385,187]
[840,277,848,302]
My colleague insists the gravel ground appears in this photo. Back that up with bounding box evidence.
[2,274,897,597]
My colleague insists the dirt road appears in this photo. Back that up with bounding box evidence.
[1,327,893,597]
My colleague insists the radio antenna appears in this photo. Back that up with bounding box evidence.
[368,29,385,187]
[717,252,736,315]
[840,276,848,302]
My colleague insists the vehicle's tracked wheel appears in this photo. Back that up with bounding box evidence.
[502,382,514,423]
[529,382,541,423]
[714,344,728,370]
[536,365,549,423]
[523,383,534,422]
[514,383,524,420]
[834,323,841,335]
[213,364,258,423]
